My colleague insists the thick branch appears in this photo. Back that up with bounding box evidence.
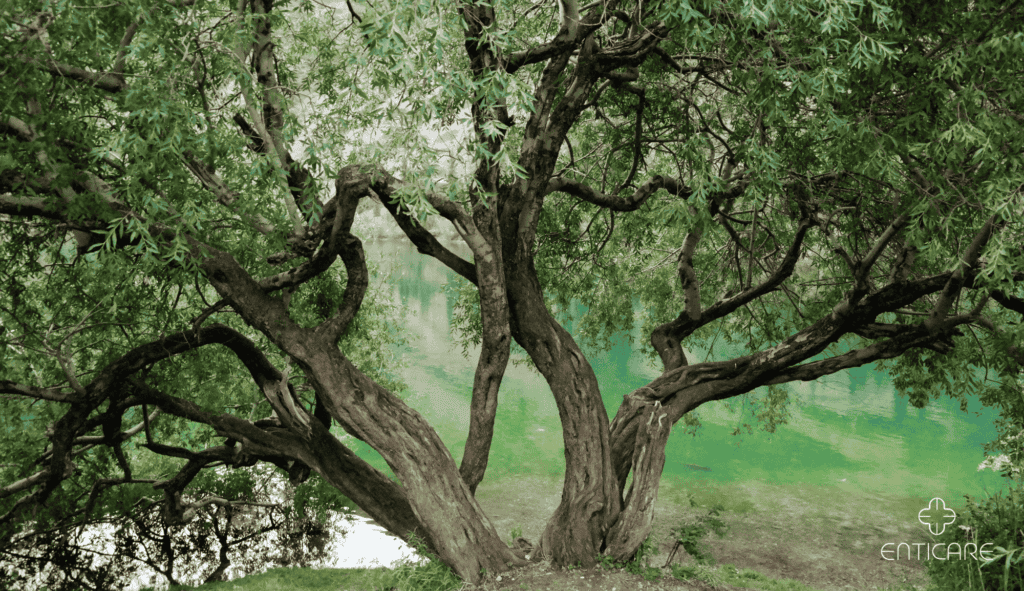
[82,477,159,517]
[651,217,813,372]
[90,324,281,396]
[603,401,669,562]
[451,2,517,493]
[652,46,703,74]
[77,325,307,448]
[545,175,690,211]
[1,116,37,142]
[924,215,996,333]
[0,468,55,500]
[180,153,275,234]
[111,21,140,75]
[993,290,1024,317]
[134,381,308,463]
[857,215,909,287]
[0,381,81,403]
[591,22,670,75]
[616,85,645,192]
[609,268,974,488]
[363,170,478,284]
[415,187,512,495]
[503,0,608,74]
[227,0,303,235]
[762,320,972,386]
[888,243,917,284]
[9,55,127,92]
[139,380,441,554]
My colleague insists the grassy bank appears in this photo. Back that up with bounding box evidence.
[152,475,993,591]
[151,564,923,591]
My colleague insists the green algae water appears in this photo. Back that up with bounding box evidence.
[353,240,1009,503]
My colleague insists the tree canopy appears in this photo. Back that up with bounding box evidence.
[2,0,1024,585]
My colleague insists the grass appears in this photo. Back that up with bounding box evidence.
[138,476,971,591]
[148,561,932,591]
[150,568,370,591]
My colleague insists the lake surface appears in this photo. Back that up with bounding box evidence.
[352,239,1009,503]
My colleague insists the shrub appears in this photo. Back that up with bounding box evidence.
[627,536,662,580]
[363,533,461,591]
[927,484,1024,591]
[595,535,661,581]
[664,496,729,566]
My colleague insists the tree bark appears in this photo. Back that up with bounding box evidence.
[195,236,524,583]
[603,401,670,562]
[501,238,621,566]
[204,519,230,583]
[300,341,523,581]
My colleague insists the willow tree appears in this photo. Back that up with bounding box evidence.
[2,0,1023,584]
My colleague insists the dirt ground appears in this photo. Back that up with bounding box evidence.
[469,475,934,591]
[462,559,735,591]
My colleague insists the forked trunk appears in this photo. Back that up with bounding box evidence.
[503,267,624,566]
[603,398,672,561]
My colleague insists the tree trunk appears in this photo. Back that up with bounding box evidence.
[298,341,523,583]
[200,242,523,584]
[603,400,671,561]
[161,525,179,586]
[531,339,621,568]
[501,252,622,567]
[204,506,231,583]
[204,544,230,583]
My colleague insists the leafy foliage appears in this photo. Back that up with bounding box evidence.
[362,532,463,591]
[666,497,729,566]
[1,0,1024,583]
[0,467,350,589]
[927,485,1024,591]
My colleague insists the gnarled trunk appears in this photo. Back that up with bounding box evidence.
[502,239,623,567]
[297,341,524,583]
[200,244,522,584]
[603,397,672,561]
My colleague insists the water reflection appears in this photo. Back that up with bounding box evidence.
[361,239,1008,500]
[325,516,424,569]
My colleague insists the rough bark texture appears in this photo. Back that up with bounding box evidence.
[198,240,524,581]
[501,191,622,567]
[603,401,670,561]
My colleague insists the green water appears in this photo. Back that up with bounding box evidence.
[349,240,1009,502]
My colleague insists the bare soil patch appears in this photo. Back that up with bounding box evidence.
[472,475,933,591]
[463,559,743,591]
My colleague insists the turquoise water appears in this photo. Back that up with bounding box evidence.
[350,240,1009,502]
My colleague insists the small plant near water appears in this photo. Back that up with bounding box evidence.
[926,483,1024,591]
[595,535,661,580]
[596,554,613,570]
[670,563,726,588]
[664,496,729,566]
[508,525,523,545]
[629,536,662,580]
[984,542,1024,591]
[364,533,462,591]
